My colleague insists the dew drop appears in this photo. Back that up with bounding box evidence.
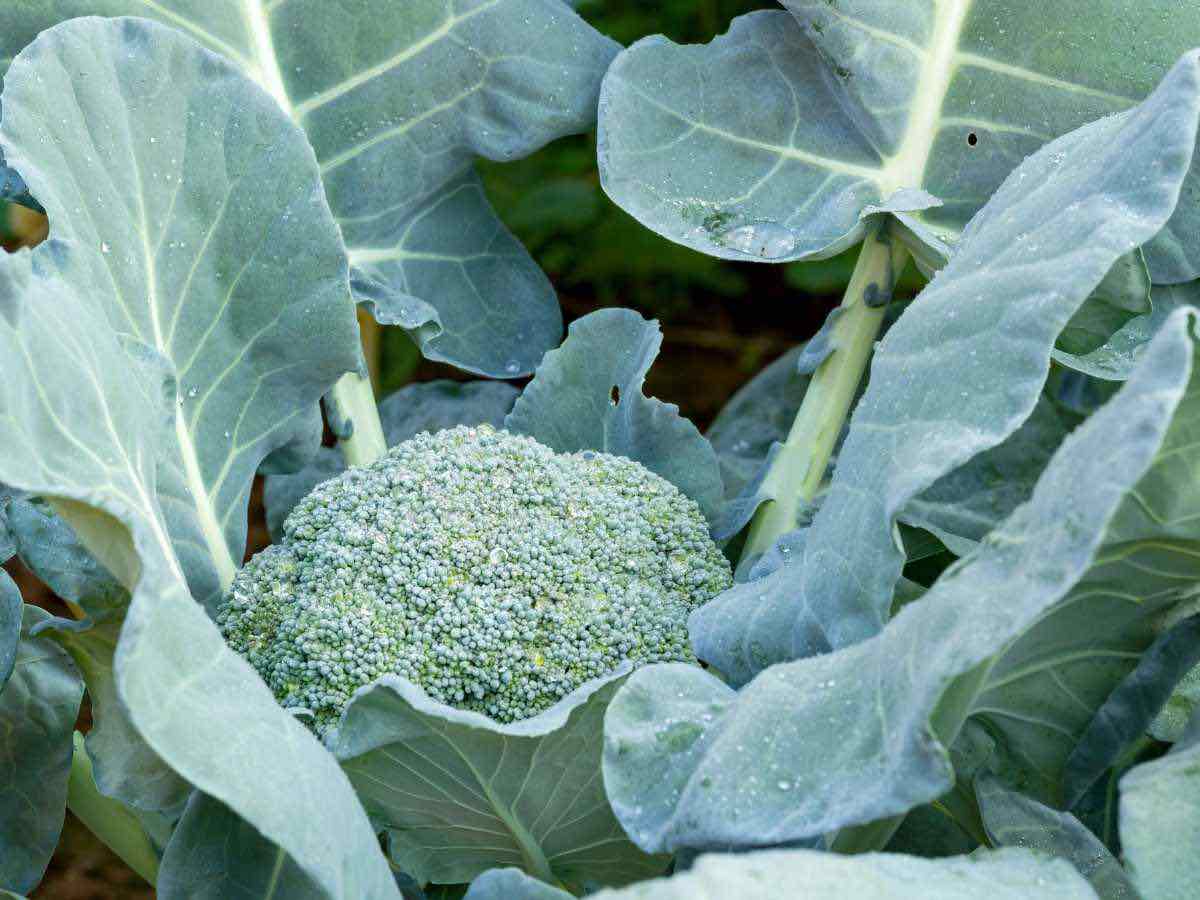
[100,242,110,254]
[717,221,797,260]
[504,360,520,375]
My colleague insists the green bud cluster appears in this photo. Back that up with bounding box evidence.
[218,425,732,736]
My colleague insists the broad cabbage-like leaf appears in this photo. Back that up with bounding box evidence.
[333,665,668,890]
[1119,715,1200,900]
[586,848,1095,899]
[598,2,1200,282]
[0,606,83,894]
[506,308,723,522]
[976,775,1135,899]
[0,19,398,898]
[1152,662,1200,743]
[0,1,621,376]
[602,302,1200,854]
[0,486,17,563]
[157,792,323,900]
[464,869,574,899]
[898,396,1072,557]
[6,498,127,622]
[0,571,18,691]
[37,617,190,816]
[0,15,364,612]
[264,379,519,540]
[792,51,1199,656]
[1064,615,1200,808]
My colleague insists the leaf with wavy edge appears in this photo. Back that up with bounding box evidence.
[7,498,128,623]
[35,617,191,815]
[0,607,83,895]
[506,308,723,523]
[583,848,1096,900]
[603,302,1199,855]
[0,1,619,376]
[790,50,1200,654]
[598,1,1200,282]
[0,16,363,611]
[0,20,398,899]
[0,572,18,692]
[976,775,1135,899]
[334,665,667,890]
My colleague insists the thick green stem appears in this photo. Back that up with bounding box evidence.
[328,371,387,468]
[67,732,160,885]
[740,223,909,565]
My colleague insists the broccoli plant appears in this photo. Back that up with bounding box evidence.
[0,3,1199,900]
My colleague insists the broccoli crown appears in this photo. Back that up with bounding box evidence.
[218,425,732,735]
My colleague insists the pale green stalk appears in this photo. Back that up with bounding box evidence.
[328,371,388,468]
[67,732,160,885]
[740,222,909,565]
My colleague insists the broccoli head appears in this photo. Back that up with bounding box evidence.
[218,425,732,735]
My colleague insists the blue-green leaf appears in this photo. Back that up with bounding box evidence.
[1120,715,1200,900]
[0,571,18,692]
[0,606,83,895]
[0,15,363,612]
[706,345,807,502]
[464,869,573,900]
[587,848,1096,899]
[598,2,1200,282]
[790,50,1200,654]
[0,19,399,898]
[0,1,620,376]
[7,498,127,622]
[37,618,190,816]
[603,302,1200,854]
[977,775,1135,900]
[506,309,723,522]
[1065,615,1200,808]
[158,792,323,900]
[334,666,667,890]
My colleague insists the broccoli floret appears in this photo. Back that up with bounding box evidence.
[218,425,732,736]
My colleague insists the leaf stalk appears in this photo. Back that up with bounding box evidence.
[740,221,909,564]
[66,731,160,886]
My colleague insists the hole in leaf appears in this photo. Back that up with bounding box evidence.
[610,385,621,406]
[967,132,979,147]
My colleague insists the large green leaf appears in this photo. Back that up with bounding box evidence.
[7,498,128,622]
[1120,715,1200,900]
[334,666,667,890]
[506,308,723,523]
[598,1,1200,282]
[976,775,1135,899]
[464,869,574,900]
[1064,615,1200,808]
[0,15,363,611]
[780,50,1199,656]
[603,302,1199,854]
[0,607,83,895]
[587,848,1095,900]
[157,792,323,900]
[39,618,190,815]
[0,572,18,691]
[0,19,399,899]
[0,1,620,376]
